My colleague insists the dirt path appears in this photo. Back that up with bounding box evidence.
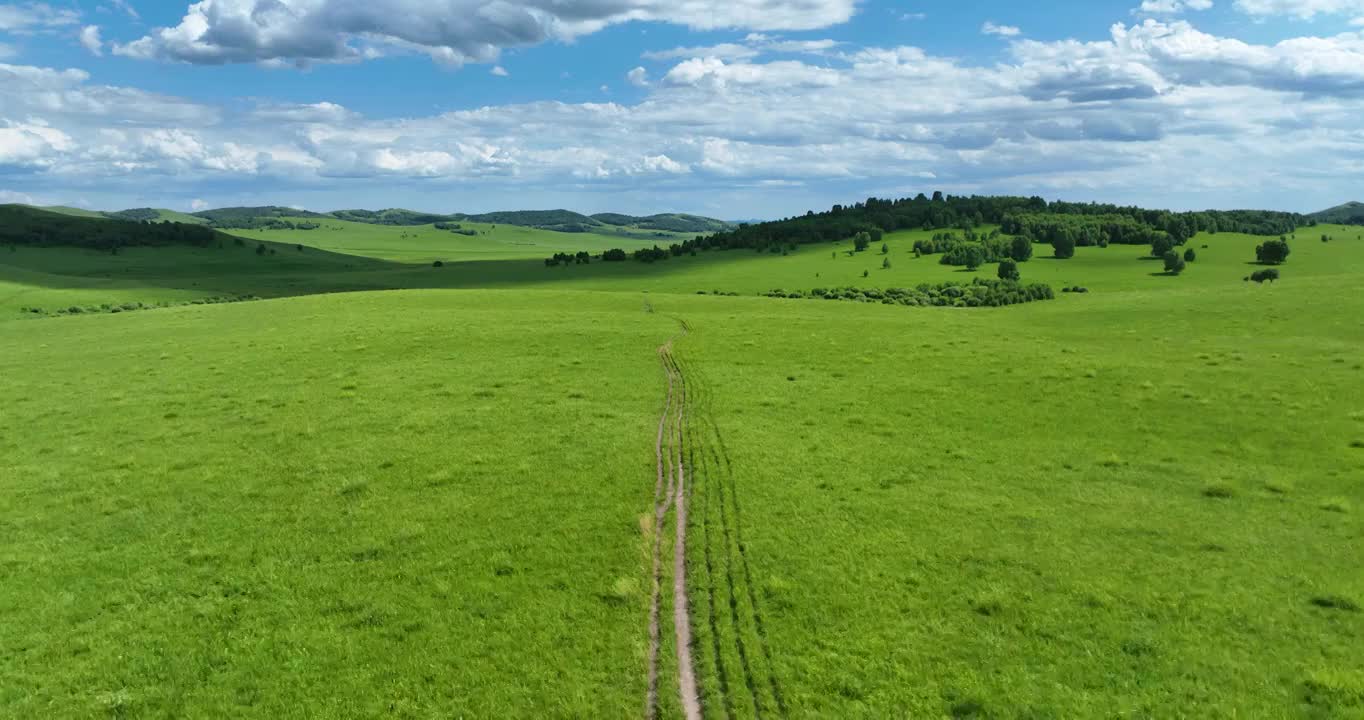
[645,323,702,720]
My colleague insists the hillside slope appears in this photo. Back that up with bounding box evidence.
[1309,202,1364,225]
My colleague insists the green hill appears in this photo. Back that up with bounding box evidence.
[1309,201,1364,225]
[329,208,460,226]
[39,205,107,219]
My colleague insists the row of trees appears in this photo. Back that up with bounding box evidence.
[670,194,1301,255]
[545,251,592,266]
[763,278,1055,308]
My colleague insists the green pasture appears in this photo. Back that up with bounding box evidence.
[1,217,1362,716]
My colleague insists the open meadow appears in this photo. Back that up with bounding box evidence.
[2,209,1362,718]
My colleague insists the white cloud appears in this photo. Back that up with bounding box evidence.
[7,16,1364,215]
[79,25,103,56]
[115,0,858,67]
[0,3,80,32]
[982,22,1022,37]
[190,198,209,211]
[1234,0,1364,17]
[0,189,37,204]
[107,0,139,19]
[0,42,16,59]
[490,65,509,77]
[1138,0,1215,13]
[627,66,649,87]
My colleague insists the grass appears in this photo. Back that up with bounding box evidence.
[0,290,677,716]
[1,219,1362,716]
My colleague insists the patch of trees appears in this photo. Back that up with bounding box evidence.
[105,208,163,222]
[545,251,592,266]
[674,194,1299,257]
[192,206,328,224]
[434,222,478,236]
[1248,268,1281,283]
[1255,238,1291,265]
[210,218,318,231]
[602,248,628,262]
[764,278,1055,308]
[0,205,219,250]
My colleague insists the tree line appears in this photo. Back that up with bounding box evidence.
[559,193,1303,265]
[1,206,219,250]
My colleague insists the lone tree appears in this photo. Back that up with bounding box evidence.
[1151,235,1174,259]
[1163,250,1187,275]
[997,259,1021,281]
[881,243,889,255]
[853,232,871,252]
[1255,238,1291,265]
[1184,248,1196,263]
[882,257,892,270]
[1251,268,1280,283]
[1052,234,1076,260]
[963,245,986,270]
[1010,235,1033,262]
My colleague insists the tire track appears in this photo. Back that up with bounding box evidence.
[645,338,678,720]
[646,323,701,720]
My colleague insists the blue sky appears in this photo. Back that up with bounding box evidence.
[2,0,1362,218]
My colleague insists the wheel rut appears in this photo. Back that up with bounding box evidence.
[643,317,785,720]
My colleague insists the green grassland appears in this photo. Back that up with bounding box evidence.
[1,213,1362,717]
[4,222,1360,318]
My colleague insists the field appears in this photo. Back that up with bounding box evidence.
[2,218,1362,717]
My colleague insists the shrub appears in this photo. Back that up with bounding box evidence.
[1163,251,1187,275]
[881,243,889,255]
[1183,248,1196,263]
[1009,235,1033,262]
[432,260,444,267]
[862,269,870,278]
[1052,234,1076,259]
[882,257,891,270]
[853,232,871,252]
[1151,235,1174,258]
[601,248,628,262]
[1255,239,1291,264]
[1250,268,1280,283]
[997,259,1020,281]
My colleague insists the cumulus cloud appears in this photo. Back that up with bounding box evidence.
[1234,0,1364,17]
[190,197,209,210]
[627,66,649,87]
[79,25,102,56]
[0,2,80,32]
[490,65,509,77]
[7,15,1364,214]
[982,22,1022,37]
[114,0,858,67]
[1138,0,1214,13]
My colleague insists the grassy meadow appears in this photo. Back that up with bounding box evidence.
[1,214,1362,717]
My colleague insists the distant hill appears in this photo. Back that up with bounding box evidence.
[192,206,330,224]
[23,203,734,235]
[106,208,211,225]
[330,208,460,225]
[590,213,733,234]
[2,204,219,249]
[1309,202,1364,226]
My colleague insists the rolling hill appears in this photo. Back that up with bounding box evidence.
[1309,201,1364,226]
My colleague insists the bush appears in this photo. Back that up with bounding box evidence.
[853,232,871,252]
[432,260,444,267]
[1255,239,1291,264]
[1052,234,1076,259]
[1163,251,1187,275]
[1151,235,1174,258]
[1009,236,1033,262]
[997,259,1020,281]
[1183,248,1196,263]
[882,257,891,270]
[1250,268,1280,283]
[601,248,628,262]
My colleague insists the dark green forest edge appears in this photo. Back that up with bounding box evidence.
[548,193,1306,275]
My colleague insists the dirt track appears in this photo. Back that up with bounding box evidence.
[646,329,701,720]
